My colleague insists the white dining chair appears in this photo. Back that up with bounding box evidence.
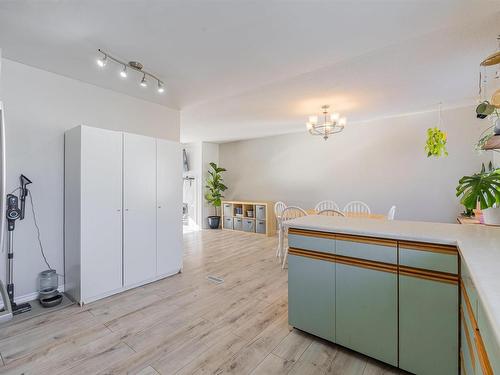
[318,209,345,217]
[274,201,287,258]
[280,206,308,269]
[387,205,396,220]
[343,201,371,215]
[314,200,340,212]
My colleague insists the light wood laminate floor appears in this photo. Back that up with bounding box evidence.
[0,230,404,374]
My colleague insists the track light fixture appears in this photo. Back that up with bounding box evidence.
[96,49,165,94]
[157,81,165,93]
[119,65,127,78]
[140,74,147,87]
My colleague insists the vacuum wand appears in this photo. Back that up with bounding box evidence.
[19,174,32,220]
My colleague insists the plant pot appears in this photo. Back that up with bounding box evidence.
[207,216,221,229]
[482,207,500,226]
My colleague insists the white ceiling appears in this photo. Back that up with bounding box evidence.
[0,1,499,142]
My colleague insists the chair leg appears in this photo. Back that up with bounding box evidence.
[282,247,288,270]
[275,223,282,259]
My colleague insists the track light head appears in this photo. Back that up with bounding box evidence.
[140,74,148,87]
[97,54,107,68]
[120,65,128,78]
[157,81,165,93]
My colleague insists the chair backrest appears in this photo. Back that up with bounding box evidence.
[281,206,308,222]
[314,200,340,212]
[274,201,287,218]
[387,205,396,220]
[343,201,371,214]
[317,209,345,217]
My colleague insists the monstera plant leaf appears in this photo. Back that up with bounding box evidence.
[456,167,500,210]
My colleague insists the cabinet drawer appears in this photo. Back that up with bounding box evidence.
[255,205,266,220]
[242,219,255,232]
[288,233,335,254]
[223,217,233,229]
[223,203,232,218]
[256,220,266,234]
[233,217,242,231]
[336,234,396,264]
[399,241,458,274]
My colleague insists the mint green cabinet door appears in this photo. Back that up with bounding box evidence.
[335,263,398,366]
[399,275,458,375]
[288,254,335,342]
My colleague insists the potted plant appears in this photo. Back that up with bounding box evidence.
[456,162,500,225]
[204,162,227,229]
[425,127,448,158]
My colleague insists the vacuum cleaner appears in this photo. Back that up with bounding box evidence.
[5,176,33,314]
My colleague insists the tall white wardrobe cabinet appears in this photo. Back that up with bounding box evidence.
[64,125,182,304]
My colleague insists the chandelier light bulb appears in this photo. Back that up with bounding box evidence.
[309,115,318,124]
[339,117,347,126]
[140,74,148,87]
[306,122,313,131]
[331,112,340,122]
[120,65,128,78]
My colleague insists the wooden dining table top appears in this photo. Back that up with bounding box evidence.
[305,209,387,220]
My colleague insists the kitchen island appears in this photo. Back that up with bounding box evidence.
[285,215,500,375]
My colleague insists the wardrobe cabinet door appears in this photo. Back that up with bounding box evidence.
[156,139,182,276]
[123,133,157,287]
[81,126,123,300]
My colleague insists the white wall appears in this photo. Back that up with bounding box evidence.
[201,142,219,228]
[219,105,492,223]
[0,58,180,299]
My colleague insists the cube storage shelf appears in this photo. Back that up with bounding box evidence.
[221,200,276,236]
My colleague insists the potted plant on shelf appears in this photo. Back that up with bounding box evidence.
[204,162,227,229]
[456,162,500,225]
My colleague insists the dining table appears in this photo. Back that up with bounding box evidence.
[305,209,387,220]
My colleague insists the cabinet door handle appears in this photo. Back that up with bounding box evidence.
[158,206,162,208]
[117,209,121,212]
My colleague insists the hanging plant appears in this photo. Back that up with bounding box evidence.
[425,103,448,158]
[425,127,448,158]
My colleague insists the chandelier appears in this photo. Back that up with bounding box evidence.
[306,105,346,140]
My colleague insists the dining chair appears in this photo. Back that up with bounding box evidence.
[343,201,371,215]
[280,206,308,269]
[274,201,287,258]
[314,200,340,212]
[318,209,345,217]
[387,205,396,220]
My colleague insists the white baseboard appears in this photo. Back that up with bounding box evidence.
[0,284,65,310]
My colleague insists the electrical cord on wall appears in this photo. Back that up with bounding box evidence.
[28,190,53,271]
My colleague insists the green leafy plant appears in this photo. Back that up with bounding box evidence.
[456,162,500,210]
[204,162,227,216]
[425,127,448,158]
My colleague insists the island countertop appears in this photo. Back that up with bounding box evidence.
[284,215,500,349]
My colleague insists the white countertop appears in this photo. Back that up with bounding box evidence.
[285,215,500,347]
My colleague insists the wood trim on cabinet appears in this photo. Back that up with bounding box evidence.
[399,265,458,285]
[461,307,476,371]
[287,228,335,239]
[461,281,478,330]
[288,247,397,274]
[474,329,494,375]
[460,350,466,375]
[335,233,397,247]
[399,240,458,255]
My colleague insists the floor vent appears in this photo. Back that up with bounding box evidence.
[207,275,224,284]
